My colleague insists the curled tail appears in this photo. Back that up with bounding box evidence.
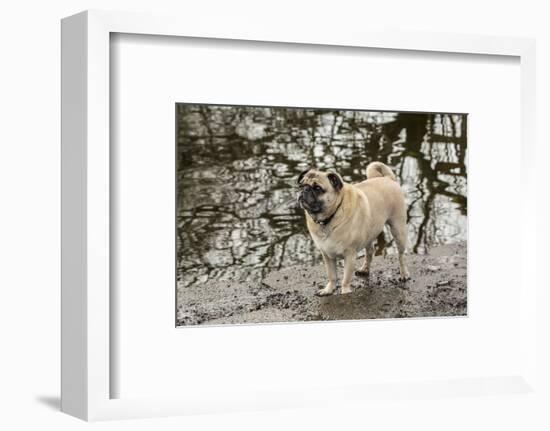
[366,162,397,181]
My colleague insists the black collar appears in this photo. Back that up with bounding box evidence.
[314,198,343,226]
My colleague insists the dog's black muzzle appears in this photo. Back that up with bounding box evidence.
[298,186,322,214]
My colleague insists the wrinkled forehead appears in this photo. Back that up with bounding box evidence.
[302,170,328,186]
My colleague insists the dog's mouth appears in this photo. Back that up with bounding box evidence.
[298,195,322,214]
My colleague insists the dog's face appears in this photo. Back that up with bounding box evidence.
[297,168,344,218]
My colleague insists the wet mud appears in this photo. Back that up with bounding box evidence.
[176,242,467,326]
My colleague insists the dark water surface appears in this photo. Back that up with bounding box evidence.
[177,104,467,290]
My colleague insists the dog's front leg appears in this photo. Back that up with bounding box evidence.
[317,252,337,296]
[341,250,356,294]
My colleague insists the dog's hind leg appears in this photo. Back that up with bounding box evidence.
[389,220,410,281]
[355,242,374,277]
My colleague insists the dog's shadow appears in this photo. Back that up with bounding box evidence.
[316,280,407,320]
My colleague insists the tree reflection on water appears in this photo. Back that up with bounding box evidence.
[177,104,467,290]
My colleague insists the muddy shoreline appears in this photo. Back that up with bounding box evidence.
[176,242,467,326]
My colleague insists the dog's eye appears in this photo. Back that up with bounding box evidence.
[313,185,323,193]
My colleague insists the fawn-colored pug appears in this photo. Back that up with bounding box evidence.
[297,162,410,296]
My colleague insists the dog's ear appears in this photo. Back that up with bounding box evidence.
[297,168,311,185]
[327,171,343,192]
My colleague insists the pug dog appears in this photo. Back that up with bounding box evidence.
[297,162,410,296]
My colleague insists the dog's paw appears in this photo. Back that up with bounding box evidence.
[315,284,335,297]
[340,286,353,294]
[355,270,370,278]
[399,273,411,282]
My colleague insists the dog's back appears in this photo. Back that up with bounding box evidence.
[355,162,406,233]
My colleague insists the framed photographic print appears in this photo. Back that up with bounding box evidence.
[61,10,541,422]
[176,104,468,326]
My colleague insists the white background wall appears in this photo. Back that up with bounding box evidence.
[0,0,548,429]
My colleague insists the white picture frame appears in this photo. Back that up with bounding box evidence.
[61,9,539,421]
